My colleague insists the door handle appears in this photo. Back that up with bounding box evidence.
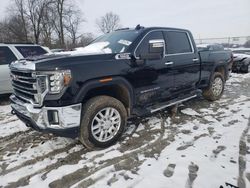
[193,58,199,62]
[165,62,174,65]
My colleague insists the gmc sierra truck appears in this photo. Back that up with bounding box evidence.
[10,26,232,149]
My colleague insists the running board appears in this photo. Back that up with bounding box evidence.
[149,95,197,113]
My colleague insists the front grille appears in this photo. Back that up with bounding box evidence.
[11,70,38,104]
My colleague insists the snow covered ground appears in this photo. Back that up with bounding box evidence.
[0,73,250,188]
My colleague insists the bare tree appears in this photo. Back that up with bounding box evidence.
[96,12,121,34]
[7,0,30,42]
[25,0,52,44]
[0,20,11,43]
[10,0,53,44]
[51,0,66,47]
[0,15,31,43]
[79,33,94,47]
[65,7,83,46]
[2,0,85,48]
[40,4,54,47]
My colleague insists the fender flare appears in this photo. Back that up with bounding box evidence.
[210,62,228,82]
[74,76,135,107]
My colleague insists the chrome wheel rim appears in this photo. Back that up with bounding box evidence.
[91,107,121,143]
[212,77,223,96]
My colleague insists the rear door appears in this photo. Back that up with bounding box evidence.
[0,46,17,94]
[164,31,200,92]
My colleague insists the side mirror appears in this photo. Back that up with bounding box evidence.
[149,39,165,54]
[140,39,165,61]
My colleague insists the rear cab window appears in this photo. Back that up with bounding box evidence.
[0,46,17,65]
[211,45,224,51]
[15,46,47,58]
[164,31,193,55]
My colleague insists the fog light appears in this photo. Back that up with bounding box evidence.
[48,110,59,125]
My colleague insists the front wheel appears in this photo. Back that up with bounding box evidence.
[202,72,225,101]
[79,96,127,149]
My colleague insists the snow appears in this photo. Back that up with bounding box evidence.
[196,43,211,48]
[0,73,250,188]
[181,108,200,116]
[0,105,29,138]
[56,42,112,56]
[73,42,112,54]
[233,53,250,58]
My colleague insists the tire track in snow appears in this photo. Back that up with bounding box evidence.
[0,142,78,176]
[0,129,33,146]
[0,133,74,170]
[22,116,176,188]
[237,117,250,188]
[1,73,250,187]
[2,146,87,188]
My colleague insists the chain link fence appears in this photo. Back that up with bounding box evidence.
[195,36,250,48]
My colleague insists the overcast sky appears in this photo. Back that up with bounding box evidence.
[1,0,249,39]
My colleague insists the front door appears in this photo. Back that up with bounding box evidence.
[127,31,174,106]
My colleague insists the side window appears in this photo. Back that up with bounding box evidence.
[0,47,17,65]
[164,31,192,54]
[136,31,164,56]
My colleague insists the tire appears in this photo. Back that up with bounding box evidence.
[202,72,225,101]
[242,64,250,73]
[79,96,127,149]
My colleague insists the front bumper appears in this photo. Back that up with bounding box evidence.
[10,95,81,138]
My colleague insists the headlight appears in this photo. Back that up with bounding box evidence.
[48,70,72,94]
[31,70,71,106]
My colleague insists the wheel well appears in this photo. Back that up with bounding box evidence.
[214,66,226,80]
[84,85,131,115]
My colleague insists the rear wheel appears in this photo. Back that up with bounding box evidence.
[79,96,127,149]
[202,72,225,101]
[242,63,250,73]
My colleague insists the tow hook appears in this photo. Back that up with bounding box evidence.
[11,110,16,115]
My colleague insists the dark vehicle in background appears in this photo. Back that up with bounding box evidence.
[231,48,250,55]
[197,43,225,51]
[10,26,232,149]
[0,44,50,94]
[231,48,250,73]
[197,43,233,72]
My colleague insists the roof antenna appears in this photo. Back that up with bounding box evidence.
[135,24,144,30]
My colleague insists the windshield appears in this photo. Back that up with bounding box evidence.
[15,46,48,58]
[80,30,141,54]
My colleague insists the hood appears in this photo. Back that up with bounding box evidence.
[10,52,118,72]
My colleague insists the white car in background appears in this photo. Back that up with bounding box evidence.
[0,44,50,94]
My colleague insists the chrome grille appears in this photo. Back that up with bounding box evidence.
[11,70,38,104]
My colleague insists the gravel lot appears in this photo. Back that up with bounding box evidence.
[0,73,250,188]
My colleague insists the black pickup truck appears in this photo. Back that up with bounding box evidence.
[10,25,232,149]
